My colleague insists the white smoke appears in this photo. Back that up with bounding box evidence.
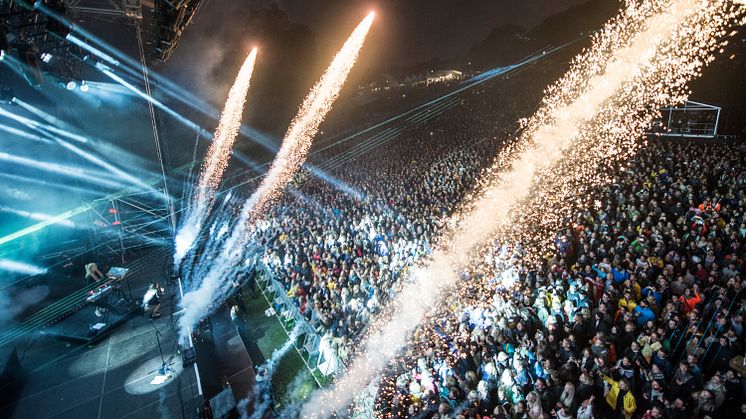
[237,325,301,419]
[178,13,375,343]
[0,285,50,325]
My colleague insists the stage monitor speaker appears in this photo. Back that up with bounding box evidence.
[181,345,196,367]
[208,386,236,419]
[0,347,25,408]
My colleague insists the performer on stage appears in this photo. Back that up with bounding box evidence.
[84,262,104,284]
[143,282,163,319]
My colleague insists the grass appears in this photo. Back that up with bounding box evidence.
[240,285,319,412]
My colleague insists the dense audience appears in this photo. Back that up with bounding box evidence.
[252,80,527,360]
[238,70,745,418]
[258,141,505,359]
[374,141,746,418]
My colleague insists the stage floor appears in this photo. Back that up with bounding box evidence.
[1,248,201,419]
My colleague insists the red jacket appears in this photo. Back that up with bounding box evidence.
[679,292,702,314]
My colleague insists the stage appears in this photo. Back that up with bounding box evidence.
[0,248,202,419]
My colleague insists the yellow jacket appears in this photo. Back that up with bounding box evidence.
[602,375,637,419]
[618,297,637,312]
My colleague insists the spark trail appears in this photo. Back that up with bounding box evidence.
[174,48,258,265]
[244,11,375,218]
[178,13,375,342]
[302,0,746,415]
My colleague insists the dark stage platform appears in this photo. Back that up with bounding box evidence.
[40,304,138,345]
[0,248,202,419]
[193,302,257,402]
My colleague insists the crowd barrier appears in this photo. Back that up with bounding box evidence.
[255,262,347,379]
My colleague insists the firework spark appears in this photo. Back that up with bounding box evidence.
[302,0,745,416]
[174,48,258,265]
[245,11,374,218]
[178,13,375,342]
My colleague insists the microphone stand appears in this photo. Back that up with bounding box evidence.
[150,319,173,375]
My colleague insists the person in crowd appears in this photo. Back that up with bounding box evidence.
[640,402,665,419]
[600,374,637,419]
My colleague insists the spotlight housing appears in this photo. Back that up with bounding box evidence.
[0,86,13,104]
[80,81,89,92]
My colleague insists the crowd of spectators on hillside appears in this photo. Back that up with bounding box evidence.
[238,70,745,419]
[254,83,517,363]
[373,141,746,419]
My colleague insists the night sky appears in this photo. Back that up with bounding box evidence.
[165,0,593,105]
[271,0,591,64]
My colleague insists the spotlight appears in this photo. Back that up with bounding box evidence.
[40,52,53,63]
[0,86,13,104]
[65,80,77,90]
[79,80,89,92]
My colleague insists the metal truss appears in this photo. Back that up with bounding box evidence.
[649,100,722,139]
[64,0,142,20]
[149,0,203,62]
[87,185,173,262]
[0,0,84,85]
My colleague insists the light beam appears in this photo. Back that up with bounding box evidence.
[0,259,47,276]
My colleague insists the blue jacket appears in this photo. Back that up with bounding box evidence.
[634,305,655,326]
[612,267,630,283]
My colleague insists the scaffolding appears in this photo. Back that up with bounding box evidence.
[64,0,143,19]
[650,100,722,138]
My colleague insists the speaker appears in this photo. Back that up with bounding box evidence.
[208,386,236,419]
[0,347,25,409]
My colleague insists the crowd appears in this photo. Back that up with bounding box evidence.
[235,63,745,418]
[375,140,746,419]
[247,73,533,359]
[253,84,517,362]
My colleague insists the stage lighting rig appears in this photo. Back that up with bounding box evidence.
[0,0,84,87]
[148,0,205,62]
[33,0,206,64]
